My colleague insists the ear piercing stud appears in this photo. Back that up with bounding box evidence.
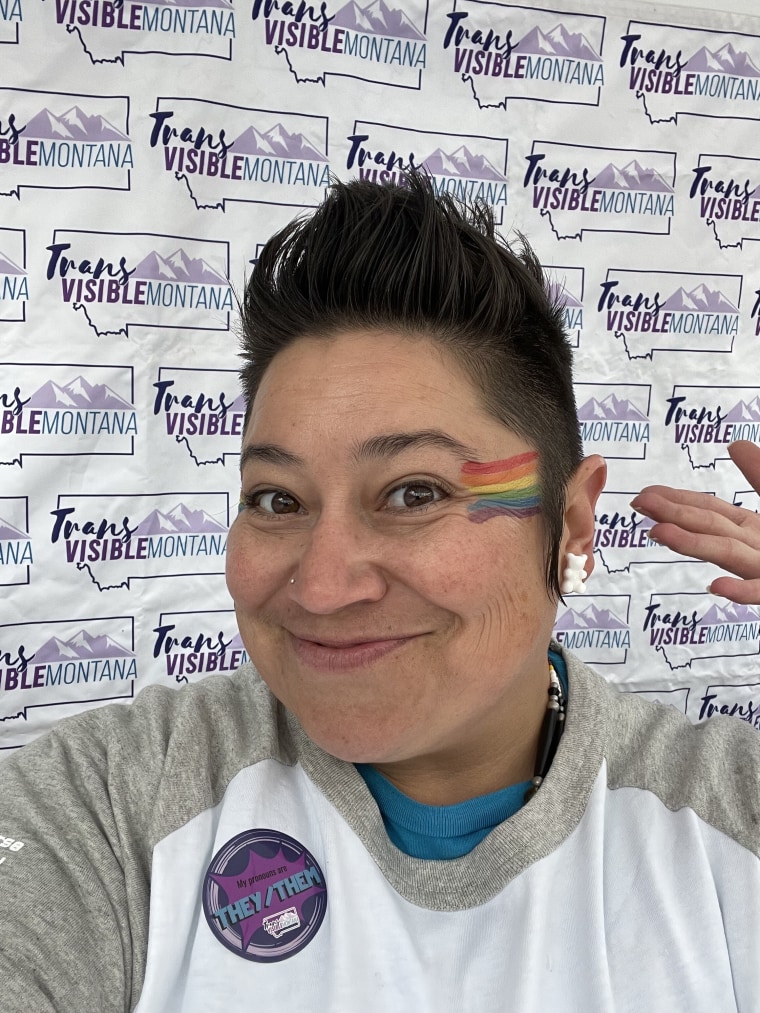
[561,552,588,595]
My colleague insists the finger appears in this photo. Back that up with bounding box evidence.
[633,485,716,510]
[648,522,760,579]
[708,575,760,606]
[729,440,760,497]
[631,489,760,542]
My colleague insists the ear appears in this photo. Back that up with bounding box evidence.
[559,455,606,579]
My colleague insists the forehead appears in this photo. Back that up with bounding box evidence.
[246,330,493,442]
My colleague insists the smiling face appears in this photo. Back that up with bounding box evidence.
[227,330,587,794]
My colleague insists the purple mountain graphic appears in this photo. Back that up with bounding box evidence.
[228,393,246,413]
[699,602,760,626]
[592,160,673,193]
[420,145,505,181]
[131,249,228,285]
[549,281,583,308]
[0,251,25,275]
[555,605,628,630]
[661,284,739,314]
[516,23,601,61]
[27,375,133,410]
[228,632,246,651]
[331,0,425,40]
[0,518,29,539]
[230,123,327,162]
[724,397,760,423]
[632,513,655,531]
[133,503,227,537]
[686,42,760,78]
[33,629,134,664]
[23,106,129,142]
[577,393,647,421]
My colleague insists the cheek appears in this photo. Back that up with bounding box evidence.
[425,520,549,621]
[384,540,473,622]
[224,522,246,599]
[398,529,474,601]
[440,519,542,587]
[225,522,285,606]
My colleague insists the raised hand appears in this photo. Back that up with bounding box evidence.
[630,441,760,605]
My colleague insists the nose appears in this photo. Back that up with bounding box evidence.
[290,513,388,614]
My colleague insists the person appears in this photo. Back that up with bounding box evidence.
[2,174,760,1013]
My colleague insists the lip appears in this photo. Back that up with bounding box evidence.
[288,633,419,672]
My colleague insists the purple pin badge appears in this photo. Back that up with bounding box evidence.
[202,828,327,962]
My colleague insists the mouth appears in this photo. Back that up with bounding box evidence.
[288,633,420,672]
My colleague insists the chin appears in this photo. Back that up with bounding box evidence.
[296,708,415,765]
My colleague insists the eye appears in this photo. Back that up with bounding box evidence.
[249,490,302,515]
[385,481,448,511]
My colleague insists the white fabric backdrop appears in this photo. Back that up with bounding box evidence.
[2,0,759,750]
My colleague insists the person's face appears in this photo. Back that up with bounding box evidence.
[227,331,566,767]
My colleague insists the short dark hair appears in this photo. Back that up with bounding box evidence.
[239,172,583,598]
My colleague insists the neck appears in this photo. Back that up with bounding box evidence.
[370,660,551,806]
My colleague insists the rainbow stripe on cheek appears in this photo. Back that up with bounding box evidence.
[461,451,541,523]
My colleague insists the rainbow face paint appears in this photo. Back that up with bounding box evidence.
[461,451,541,523]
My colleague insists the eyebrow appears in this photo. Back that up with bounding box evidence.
[239,429,479,471]
[240,443,303,470]
[352,430,478,463]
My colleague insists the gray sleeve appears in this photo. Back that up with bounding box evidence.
[0,666,284,1013]
[0,723,145,1012]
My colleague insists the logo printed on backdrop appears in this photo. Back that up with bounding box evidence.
[443,1,605,110]
[696,682,760,729]
[545,266,584,347]
[631,686,690,714]
[154,367,244,466]
[643,592,760,670]
[252,0,428,90]
[48,0,234,65]
[621,20,760,125]
[0,0,21,45]
[46,231,232,336]
[524,141,675,240]
[150,99,330,211]
[0,228,27,323]
[733,488,760,512]
[203,828,328,961]
[597,269,742,359]
[0,617,136,749]
[593,489,701,574]
[0,497,32,587]
[346,121,508,221]
[50,492,229,590]
[553,595,631,665]
[664,385,760,469]
[0,364,136,467]
[575,383,651,460]
[0,90,131,197]
[153,610,248,683]
[688,154,760,249]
